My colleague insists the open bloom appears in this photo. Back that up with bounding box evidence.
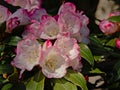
[40,15,60,39]
[116,38,120,49]
[54,33,81,70]
[11,35,41,78]
[40,40,69,78]
[6,9,30,33]
[58,2,90,43]
[99,19,118,35]
[5,0,41,11]
[0,5,11,24]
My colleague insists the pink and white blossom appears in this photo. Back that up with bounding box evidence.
[40,40,69,78]
[58,2,76,14]
[5,0,41,11]
[40,15,60,40]
[58,2,90,43]
[99,19,118,35]
[6,9,30,33]
[54,33,81,70]
[76,11,90,43]
[22,20,42,38]
[29,8,47,21]
[11,36,41,78]
[116,38,120,49]
[58,11,81,35]
[0,5,11,24]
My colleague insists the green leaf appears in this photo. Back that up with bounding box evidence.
[108,15,120,22]
[8,36,21,46]
[53,78,77,90]
[0,64,14,74]
[106,38,116,47]
[1,83,13,90]
[79,43,94,66]
[64,69,88,90]
[25,71,45,90]
[90,68,105,74]
[89,36,102,47]
[94,55,104,62]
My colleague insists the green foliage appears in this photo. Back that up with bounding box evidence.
[53,79,77,90]
[7,36,21,46]
[108,15,120,22]
[1,83,13,90]
[79,43,94,66]
[64,69,88,90]
[25,71,45,90]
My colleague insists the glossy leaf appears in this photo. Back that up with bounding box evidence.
[25,71,45,90]
[0,64,13,74]
[90,68,105,74]
[108,15,120,22]
[79,43,94,66]
[8,36,21,46]
[106,38,116,47]
[64,69,88,90]
[53,79,77,90]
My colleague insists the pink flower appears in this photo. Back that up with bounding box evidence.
[6,9,30,33]
[0,5,11,24]
[40,15,60,40]
[5,0,41,11]
[22,20,42,38]
[58,2,90,43]
[99,19,118,35]
[40,40,69,78]
[109,12,120,17]
[76,11,90,43]
[54,33,81,70]
[29,8,47,21]
[58,2,76,14]
[11,36,41,78]
[58,11,81,35]
[116,38,120,49]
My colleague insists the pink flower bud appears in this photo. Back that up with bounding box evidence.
[116,38,120,49]
[99,20,118,35]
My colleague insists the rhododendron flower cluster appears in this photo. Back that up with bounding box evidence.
[1,1,90,78]
[99,12,120,35]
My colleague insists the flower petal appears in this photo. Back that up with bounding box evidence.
[12,36,41,77]
[40,46,68,78]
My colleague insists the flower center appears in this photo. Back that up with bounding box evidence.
[45,59,56,71]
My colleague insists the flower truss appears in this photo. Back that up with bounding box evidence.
[13,1,90,78]
[4,0,120,90]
